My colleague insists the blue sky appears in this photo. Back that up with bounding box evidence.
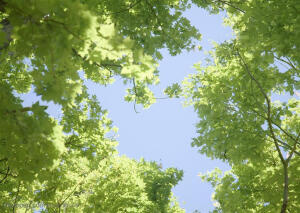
[22,6,233,213]
[88,7,233,212]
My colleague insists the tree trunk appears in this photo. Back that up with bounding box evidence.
[281,163,288,213]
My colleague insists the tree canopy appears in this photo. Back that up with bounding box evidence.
[0,0,299,212]
[183,0,300,212]
[0,0,199,212]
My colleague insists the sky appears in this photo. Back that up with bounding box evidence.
[87,7,233,212]
[21,6,233,213]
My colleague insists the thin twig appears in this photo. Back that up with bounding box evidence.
[132,78,140,113]
[155,97,170,100]
[57,172,89,212]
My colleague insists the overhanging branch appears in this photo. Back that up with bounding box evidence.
[236,49,285,163]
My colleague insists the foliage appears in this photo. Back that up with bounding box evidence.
[0,0,202,212]
[184,0,300,212]
[3,0,299,212]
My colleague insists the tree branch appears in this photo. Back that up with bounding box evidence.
[0,166,9,184]
[105,0,142,15]
[57,172,89,212]
[281,163,289,213]
[274,56,299,72]
[287,132,300,162]
[0,157,7,162]
[132,78,140,113]
[6,106,48,114]
[12,182,21,213]
[249,107,300,147]
[0,0,7,12]
[213,0,245,13]
[235,49,295,213]
[236,50,285,163]
[72,48,122,81]
[265,135,300,157]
